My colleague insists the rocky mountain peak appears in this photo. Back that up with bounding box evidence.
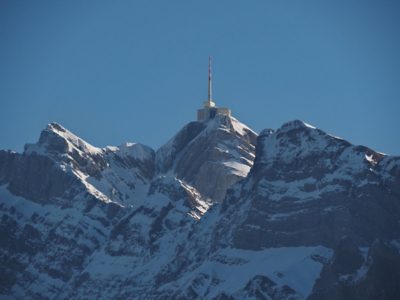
[156,114,258,202]
[23,123,107,182]
[278,119,316,131]
[27,122,102,157]
[254,119,385,176]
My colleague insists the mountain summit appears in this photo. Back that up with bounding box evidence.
[156,114,257,202]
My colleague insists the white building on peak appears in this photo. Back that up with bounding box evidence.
[197,56,231,121]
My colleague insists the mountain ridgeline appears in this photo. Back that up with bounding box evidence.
[0,115,399,300]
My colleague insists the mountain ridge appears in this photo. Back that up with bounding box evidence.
[1,116,399,299]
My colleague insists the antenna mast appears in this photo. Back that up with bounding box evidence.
[208,56,212,103]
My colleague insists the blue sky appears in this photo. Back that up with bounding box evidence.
[1,0,399,155]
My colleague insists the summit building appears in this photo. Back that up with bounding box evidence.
[197,57,231,121]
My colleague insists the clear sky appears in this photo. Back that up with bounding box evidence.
[1,0,399,155]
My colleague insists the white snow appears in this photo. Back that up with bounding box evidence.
[259,126,330,165]
[257,177,346,203]
[231,116,257,136]
[161,246,333,298]
[365,153,378,166]
[47,123,102,155]
[303,122,316,129]
[110,142,154,162]
[222,161,251,177]
[179,179,213,218]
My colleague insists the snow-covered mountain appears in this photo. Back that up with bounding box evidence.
[0,116,399,299]
[156,115,257,202]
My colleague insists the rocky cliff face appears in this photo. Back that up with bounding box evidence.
[0,118,399,300]
[225,120,400,250]
[156,115,257,202]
